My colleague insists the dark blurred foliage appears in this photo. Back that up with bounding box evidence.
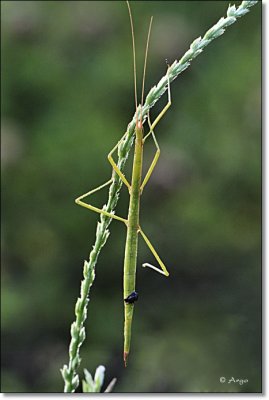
[1,0,261,393]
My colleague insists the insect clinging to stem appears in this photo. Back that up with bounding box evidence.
[75,1,172,367]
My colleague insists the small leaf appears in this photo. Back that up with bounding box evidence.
[180,49,193,64]
[75,298,82,316]
[83,260,90,277]
[227,4,237,17]
[60,365,70,381]
[79,327,86,343]
[82,368,95,393]
[71,374,79,389]
[80,279,88,297]
[84,368,94,385]
[69,338,77,358]
[216,16,226,30]
[71,354,80,370]
[212,28,225,39]
[190,36,202,51]
[225,16,237,26]
[236,8,249,17]
[94,365,106,392]
[104,378,117,393]
[71,322,78,338]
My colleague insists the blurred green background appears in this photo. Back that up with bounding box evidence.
[1,0,261,393]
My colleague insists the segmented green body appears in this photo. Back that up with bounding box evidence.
[123,124,143,365]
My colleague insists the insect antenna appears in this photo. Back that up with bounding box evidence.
[140,16,153,127]
[126,1,138,127]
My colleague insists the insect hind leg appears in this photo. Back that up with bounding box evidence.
[138,226,169,276]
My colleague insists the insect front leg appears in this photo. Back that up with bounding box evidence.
[108,132,131,192]
[140,112,160,193]
[140,70,172,193]
[143,68,172,143]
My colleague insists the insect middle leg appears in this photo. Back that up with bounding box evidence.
[75,179,127,225]
[76,130,135,223]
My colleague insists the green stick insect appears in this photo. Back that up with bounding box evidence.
[75,1,171,366]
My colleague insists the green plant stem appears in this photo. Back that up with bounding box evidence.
[61,0,258,392]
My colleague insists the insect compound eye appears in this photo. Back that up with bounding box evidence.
[124,291,138,304]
